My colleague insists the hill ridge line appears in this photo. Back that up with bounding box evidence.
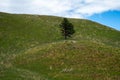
[24,40,77,55]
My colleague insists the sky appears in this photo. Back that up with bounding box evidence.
[0,0,120,30]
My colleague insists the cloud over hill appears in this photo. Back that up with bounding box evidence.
[0,0,120,18]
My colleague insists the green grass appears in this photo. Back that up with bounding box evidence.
[13,40,120,80]
[0,12,120,80]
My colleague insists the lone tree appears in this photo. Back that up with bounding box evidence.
[59,18,75,39]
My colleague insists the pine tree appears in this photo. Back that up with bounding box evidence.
[60,18,75,39]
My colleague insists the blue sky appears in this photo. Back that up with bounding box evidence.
[88,10,120,30]
[0,0,120,30]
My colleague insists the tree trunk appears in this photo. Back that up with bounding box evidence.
[65,36,67,39]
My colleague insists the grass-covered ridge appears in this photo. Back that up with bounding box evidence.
[0,12,120,80]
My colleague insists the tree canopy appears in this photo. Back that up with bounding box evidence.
[59,18,75,39]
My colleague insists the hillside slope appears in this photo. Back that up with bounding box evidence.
[0,12,120,80]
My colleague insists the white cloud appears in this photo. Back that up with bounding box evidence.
[0,0,120,18]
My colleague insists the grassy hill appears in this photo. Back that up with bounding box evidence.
[0,12,120,80]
